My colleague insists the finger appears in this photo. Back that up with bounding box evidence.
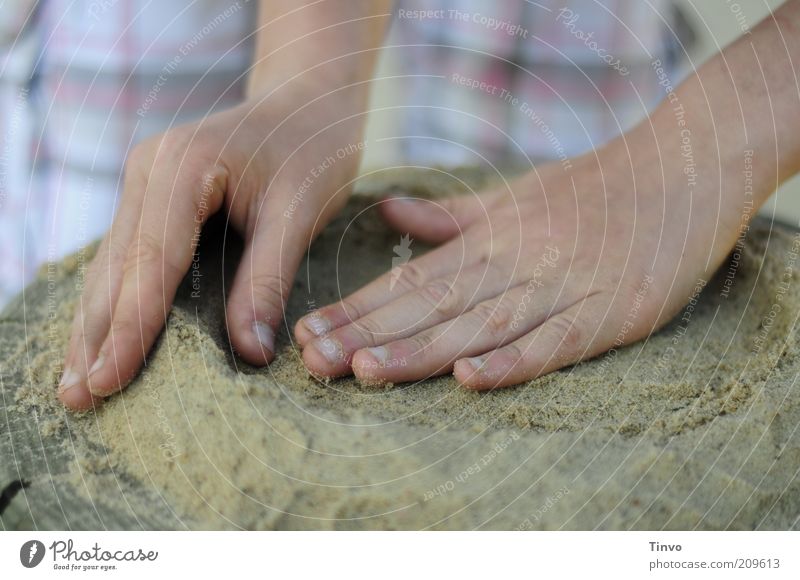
[86,167,226,397]
[295,234,478,347]
[59,162,149,410]
[226,212,308,365]
[301,261,518,377]
[59,239,126,410]
[378,190,503,244]
[350,280,579,385]
[454,293,616,390]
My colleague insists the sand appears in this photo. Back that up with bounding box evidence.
[1,167,799,530]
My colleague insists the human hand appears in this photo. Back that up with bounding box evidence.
[295,134,741,389]
[58,83,367,409]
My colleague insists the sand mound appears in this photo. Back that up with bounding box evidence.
[2,168,799,530]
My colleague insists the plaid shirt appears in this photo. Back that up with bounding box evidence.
[0,0,254,306]
[391,0,683,165]
[0,0,681,306]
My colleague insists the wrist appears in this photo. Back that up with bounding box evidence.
[246,1,389,103]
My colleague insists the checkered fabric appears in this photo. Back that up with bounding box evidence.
[0,0,685,306]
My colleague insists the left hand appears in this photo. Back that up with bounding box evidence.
[58,82,366,410]
[294,136,739,389]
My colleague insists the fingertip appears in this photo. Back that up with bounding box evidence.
[351,348,385,385]
[86,351,133,397]
[294,313,330,347]
[379,197,445,244]
[302,337,350,378]
[229,316,276,366]
[58,383,100,411]
[454,357,490,390]
[293,319,313,347]
[378,195,417,225]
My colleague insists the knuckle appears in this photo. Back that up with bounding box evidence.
[352,315,386,343]
[404,332,432,356]
[394,261,427,292]
[337,298,364,323]
[420,280,462,318]
[246,273,291,312]
[105,236,129,267]
[87,237,124,282]
[110,311,162,345]
[471,299,514,339]
[109,317,137,342]
[474,250,491,267]
[123,232,165,277]
[156,130,214,180]
[123,144,156,187]
[178,130,217,168]
[499,342,524,365]
[157,128,189,153]
[547,314,583,353]
[192,171,224,220]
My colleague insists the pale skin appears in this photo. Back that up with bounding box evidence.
[57,0,392,409]
[60,1,800,409]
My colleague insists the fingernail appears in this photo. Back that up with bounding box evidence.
[88,354,105,377]
[312,336,343,364]
[462,356,485,372]
[253,321,275,353]
[365,346,388,363]
[303,314,330,337]
[86,355,108,396]
[58,369,81,394]
[389,196,417,205]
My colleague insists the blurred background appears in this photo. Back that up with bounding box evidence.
[364,0,800,226]
[675,0,799,224]
[1,1,797,307]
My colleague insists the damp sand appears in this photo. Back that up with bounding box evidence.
[2,167,799,530]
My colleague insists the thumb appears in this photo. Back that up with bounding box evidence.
[378,190,503,244]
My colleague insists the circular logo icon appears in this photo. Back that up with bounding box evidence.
[19,540,46,568]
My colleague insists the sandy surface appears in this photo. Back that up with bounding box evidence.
[2,167,799,530]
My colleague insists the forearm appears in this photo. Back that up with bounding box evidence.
[246,0,392,101]
[630,0,800,210]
